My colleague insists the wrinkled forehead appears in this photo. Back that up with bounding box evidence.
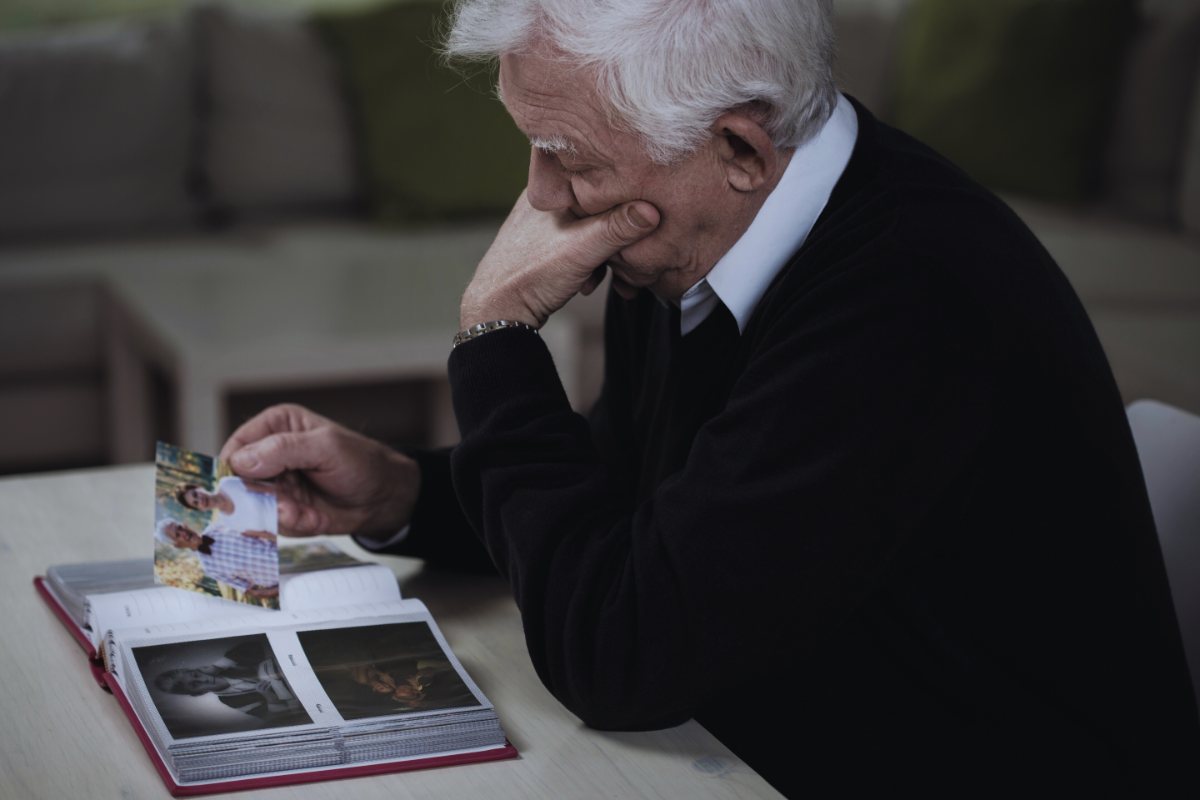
[497,50,625,159]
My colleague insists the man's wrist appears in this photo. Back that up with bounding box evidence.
[353,447,420,537]
[354,525,412,552]
[459,286,541,330]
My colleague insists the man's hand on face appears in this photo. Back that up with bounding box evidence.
[459,189,660,329]
[219,404,419,538]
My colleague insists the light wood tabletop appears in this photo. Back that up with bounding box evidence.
[0,464,783,800]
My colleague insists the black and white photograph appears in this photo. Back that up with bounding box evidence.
[132,634,311,739]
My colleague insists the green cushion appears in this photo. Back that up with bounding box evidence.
[314,0,529,222]
[892,0,1136,203]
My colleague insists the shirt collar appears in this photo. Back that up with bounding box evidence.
[679,92,858,336]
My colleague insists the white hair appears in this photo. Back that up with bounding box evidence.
[155,517,178,546]
[445,0,838,164]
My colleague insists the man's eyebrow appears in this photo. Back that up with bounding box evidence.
[529,134,578,156]
[495,82,590,161]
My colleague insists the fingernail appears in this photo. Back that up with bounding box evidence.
[231,451,258,471]
[627,205,653,229]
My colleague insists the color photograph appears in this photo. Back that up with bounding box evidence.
[298,622,478,720]
[154,441,280,609]
[133,634,312,740]
[279,541,366,575]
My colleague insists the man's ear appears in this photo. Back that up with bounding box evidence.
[713,112,780,193]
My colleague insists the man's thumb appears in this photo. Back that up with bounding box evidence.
[593,201,660,251]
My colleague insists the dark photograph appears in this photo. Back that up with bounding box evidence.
[298,622,477,720]
[132,634,312,739]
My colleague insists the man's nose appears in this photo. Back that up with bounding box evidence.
[525,148,575,212]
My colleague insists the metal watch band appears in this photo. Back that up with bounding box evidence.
[452,319,539,349]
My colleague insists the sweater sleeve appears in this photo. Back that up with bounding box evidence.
[448,262,992,730]
[356,447,497,573]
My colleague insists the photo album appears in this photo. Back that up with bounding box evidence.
[33,442,516,796]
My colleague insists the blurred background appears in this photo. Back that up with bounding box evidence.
[0,0,1197,476]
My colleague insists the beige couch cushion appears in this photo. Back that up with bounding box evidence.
[196,3,360,218]
[0,18,196,239]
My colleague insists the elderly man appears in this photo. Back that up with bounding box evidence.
[220,0,1198,793]
[156,519,280,600]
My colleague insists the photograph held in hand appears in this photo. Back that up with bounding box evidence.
[154,442,281,609]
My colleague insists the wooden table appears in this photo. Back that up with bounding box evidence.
[0,465,782,799]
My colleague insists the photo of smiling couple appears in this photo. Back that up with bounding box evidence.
[153,442,281,608]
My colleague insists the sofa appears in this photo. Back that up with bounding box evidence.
[1,0,1197,474]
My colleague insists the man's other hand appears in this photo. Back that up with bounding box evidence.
[459,190,660,329]
[219,404,419,538]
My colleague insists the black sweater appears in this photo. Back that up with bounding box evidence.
[395,102,1199,795]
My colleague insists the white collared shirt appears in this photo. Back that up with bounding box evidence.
[678,93,858,336]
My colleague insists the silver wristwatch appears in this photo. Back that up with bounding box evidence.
[452,319,539,349]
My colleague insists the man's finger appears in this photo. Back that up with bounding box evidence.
[585,200,660,258]
[293,504,328,536]
[580,264,608,296]
[275,496,326,537]
[220,407,291,461]
[219,404,323,462]
[276,496,300,532]
[228,430,328,479]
